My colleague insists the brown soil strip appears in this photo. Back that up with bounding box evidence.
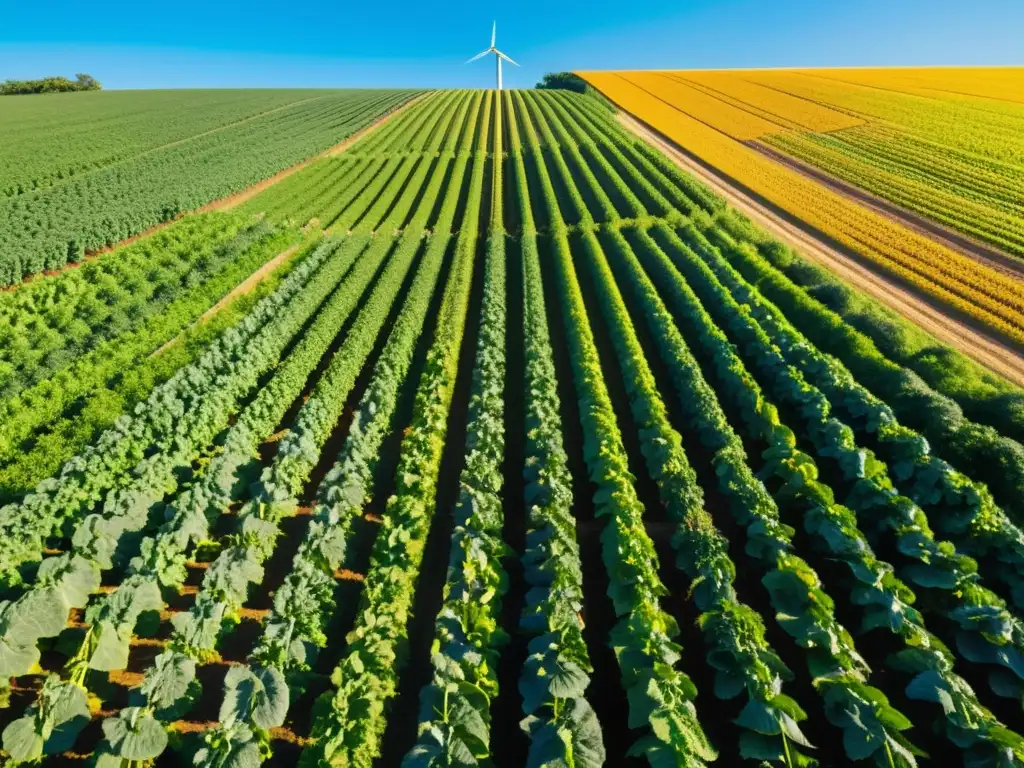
[334,568,365,582]
[616,112,1024,387]
[237,607,270,621]
[266,428,290,443]
[746,139,1024,279]
[1,94,426,295]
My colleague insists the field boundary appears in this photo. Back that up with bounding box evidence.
[746,139,1024,279]
[616,111,1024,387]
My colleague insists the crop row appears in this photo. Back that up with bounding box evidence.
[0,90,490,765]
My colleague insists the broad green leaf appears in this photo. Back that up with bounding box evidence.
[140,651,197,713]
[221,665,288,730]
[2,717,43,763]
[102,707,168,760]
[88,621,133,672]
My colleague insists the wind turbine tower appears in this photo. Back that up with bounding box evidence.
[466,22,519,89]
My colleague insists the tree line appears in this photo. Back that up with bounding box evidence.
[1,74,101,95]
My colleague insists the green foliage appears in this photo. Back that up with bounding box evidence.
[0,73,101,95]
[535,72,588,93]
[302,91,489,768]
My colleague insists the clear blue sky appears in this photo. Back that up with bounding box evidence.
[1,0,1021,90]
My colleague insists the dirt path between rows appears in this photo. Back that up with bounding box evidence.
[746,140,1024,280]
[150,241,304,358]
[616,112,1024,387]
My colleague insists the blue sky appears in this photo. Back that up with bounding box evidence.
[1,0,1021,90]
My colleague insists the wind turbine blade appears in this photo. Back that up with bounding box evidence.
[465,49,491,64]
[495,51,520,66]
[491,21,496,48]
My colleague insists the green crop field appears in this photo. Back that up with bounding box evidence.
[1,87,1024,768]
[0,89,419,286]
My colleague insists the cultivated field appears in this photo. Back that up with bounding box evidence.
[578,68,1024,348]
[0,89,419,285]
[1,86,1024,768]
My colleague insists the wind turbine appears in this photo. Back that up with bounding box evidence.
[466,22,519,90]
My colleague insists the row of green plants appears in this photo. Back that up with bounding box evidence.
[108,92,481,768]
[404,92,509,766]
[0,91,477,758]
[586,227,817,766]
[0,213,244,398]
[683,225,1024,614]
[0,221,304,465]
[0,236,366,760]
[245,91,455,229]
[528,93,945,764]
[1,233,385,764]
[542,94,930,765]
[0,236,355,593]
[515,88,717,766]
[404,232,507,764]
[544,91,683,223]
[94,228,422,767]
[609,222,923,766]
[191,97,485,767]
[742,232,1024,446]
[6,85,1024,768]
[627,223,1024,764]
[0,248,303,503]
[495,99,607,765]
[1,89,327,198]
[552,89,724,216]
[708,215,1024,529]
[298,89,490,768]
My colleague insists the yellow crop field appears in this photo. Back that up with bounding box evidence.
[618,72,786,140]
[662,70,864,133]
[577,70,1024,345]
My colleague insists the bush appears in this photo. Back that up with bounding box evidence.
[1,74,102,95]
[536,72,588,93]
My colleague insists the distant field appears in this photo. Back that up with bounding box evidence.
[0,89,419,285]
[579,67,1024,345]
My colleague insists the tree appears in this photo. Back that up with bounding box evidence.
[75,73,101,91]
[535,72,588,93]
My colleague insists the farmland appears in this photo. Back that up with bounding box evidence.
[0,89,419,286]
[1,84,1024,768]
[578,68,1024,350]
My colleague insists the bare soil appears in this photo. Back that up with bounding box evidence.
[617,112,1024,387]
